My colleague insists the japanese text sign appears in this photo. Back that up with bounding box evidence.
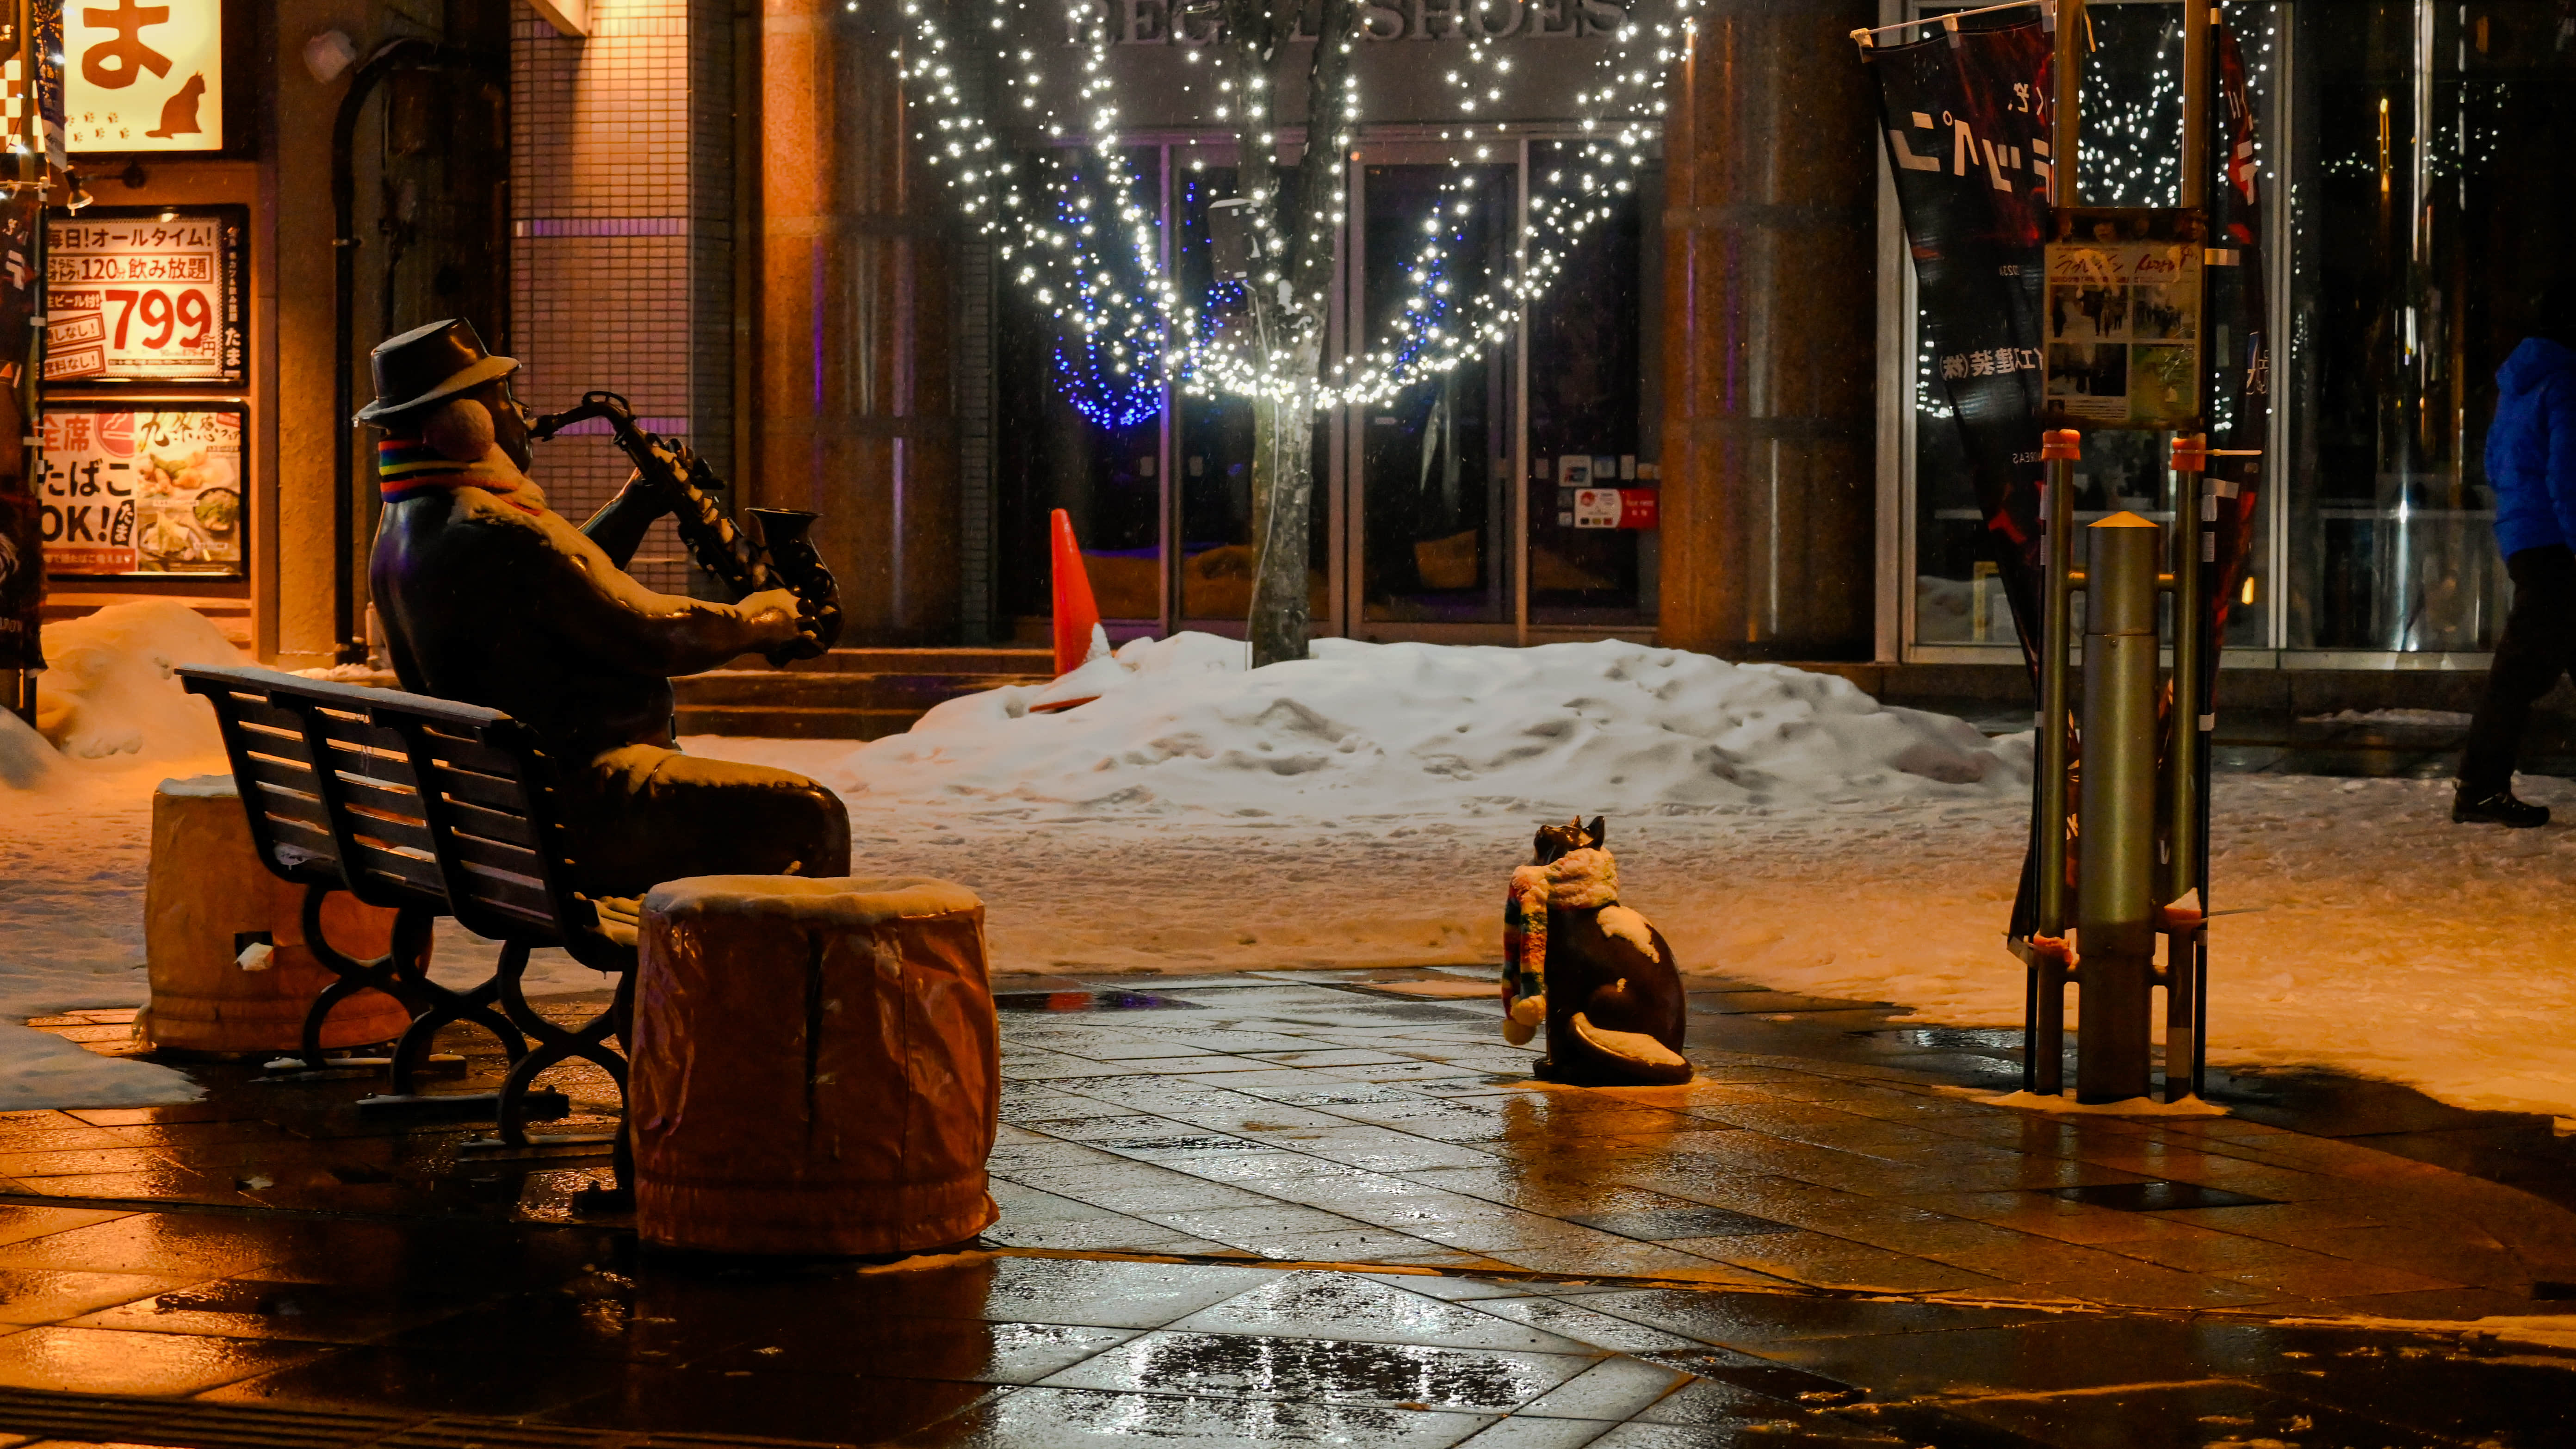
[65,0,223,153]
[37,405,244,577]
[45,206,245,383]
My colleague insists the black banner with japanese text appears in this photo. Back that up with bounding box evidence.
[0,186,40,672]
[2202,24,2267,684]
[1864,17,2055,679]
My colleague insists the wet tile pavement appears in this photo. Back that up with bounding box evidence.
[2,970,2573,1445]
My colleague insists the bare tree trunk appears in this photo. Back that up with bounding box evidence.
[1218,0,1355,668]
[1248,329,1320,667]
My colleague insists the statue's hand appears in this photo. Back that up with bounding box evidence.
[615,467,676,516]
[738,588,807,645]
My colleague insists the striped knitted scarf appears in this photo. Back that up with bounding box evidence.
[377,438,541,514]
[1499,846,1618,1044]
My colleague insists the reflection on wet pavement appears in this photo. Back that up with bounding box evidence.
[0,972,2570,1444]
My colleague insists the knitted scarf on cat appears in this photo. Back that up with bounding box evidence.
[1500,846,1618,1045]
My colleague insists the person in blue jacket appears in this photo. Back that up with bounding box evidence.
[2458,287,2576,825]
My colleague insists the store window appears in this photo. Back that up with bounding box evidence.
[991,136,1661,640]
[2280,0,2575,654]
[1905,0,2281,654]
[1904,0,2576,662]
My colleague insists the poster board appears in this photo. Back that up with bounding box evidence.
[2042,210,2205,428]
[43,206,247,384]
[63,0,227,154]
[35,403,246,578]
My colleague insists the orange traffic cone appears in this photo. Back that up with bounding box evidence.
[1048,508,1109,677]
[1030,510,1114,713]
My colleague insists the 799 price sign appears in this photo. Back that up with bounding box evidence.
[43,206,247,384]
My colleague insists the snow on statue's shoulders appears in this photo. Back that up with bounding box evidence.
[824,632,2028,822]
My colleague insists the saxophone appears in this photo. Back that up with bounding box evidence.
[526,391,842,666]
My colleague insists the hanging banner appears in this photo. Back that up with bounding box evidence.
[2201,24,2267,674]
[36,404,244,577]
[1861,17,2054,680]
[34,0,67,167]
[0,185,38,671]
[42,206,247,384]
[0,489,39,671]
[62,0,222,154]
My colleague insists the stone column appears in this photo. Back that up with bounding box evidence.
[1658,0,1878,661]
[755,0,958,644]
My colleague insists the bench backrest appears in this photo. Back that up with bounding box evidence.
[179,667,390,897]
[385,704,602,960]
[178,667,621,970]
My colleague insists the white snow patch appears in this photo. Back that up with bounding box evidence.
[31,601,243,763]
[12,617,2576,1127]
[2300,708,2475,728]
[1596,904,1660,961]
[1969,1089,2231,1118]
[824,632,2031,820]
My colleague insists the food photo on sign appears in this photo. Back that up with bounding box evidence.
[35,407,242,577]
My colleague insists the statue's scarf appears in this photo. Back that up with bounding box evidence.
[377,437,542,515]
[1500,846,1619,1024]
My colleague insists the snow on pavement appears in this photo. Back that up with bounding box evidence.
[9,613,2576,1120]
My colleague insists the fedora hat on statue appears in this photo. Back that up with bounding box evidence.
[355,318,519,425]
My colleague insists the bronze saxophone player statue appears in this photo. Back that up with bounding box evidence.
[363,319,850,901]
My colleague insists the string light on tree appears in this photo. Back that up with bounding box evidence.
[895,0,1702,410]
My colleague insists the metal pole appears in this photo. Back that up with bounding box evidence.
[2052,0,2083,209]
[2180,0,2211,212]
[2077,512,2160,1103]
[6,0,37,728]
[2031,428,2081,1096]
[2164,433,2207,1099]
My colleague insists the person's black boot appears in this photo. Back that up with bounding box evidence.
[2453,788,2551,827]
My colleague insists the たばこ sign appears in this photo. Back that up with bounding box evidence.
[37,406,245,577]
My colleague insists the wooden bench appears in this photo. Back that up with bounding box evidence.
[179,667,629,1154]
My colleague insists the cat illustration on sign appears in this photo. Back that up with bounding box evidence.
[147,74,205,141]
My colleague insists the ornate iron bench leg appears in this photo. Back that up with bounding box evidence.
[490,941,631,1149]
[296,886,432,1069]
[376,941,531,1095]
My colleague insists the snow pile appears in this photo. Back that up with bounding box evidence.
[28,600,242,766]
[0,602,249,1106]
[828,633,2031,820]
[2301,708,2474,729]
[0,707,58,791]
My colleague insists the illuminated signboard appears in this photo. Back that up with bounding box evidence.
[43,206,246,384]
[65,0,225,154]
[36,404,246,579]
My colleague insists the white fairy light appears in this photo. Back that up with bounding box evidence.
[896,0,1697,412]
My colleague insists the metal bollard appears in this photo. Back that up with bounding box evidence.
[2075,513,2161,1103]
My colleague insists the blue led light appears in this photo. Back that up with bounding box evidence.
[1044,175,1165,429]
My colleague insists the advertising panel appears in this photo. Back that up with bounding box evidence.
[63,0,223,153]
[43,206,246,384]
[2042,214,2204,427]
[36,404,244,578]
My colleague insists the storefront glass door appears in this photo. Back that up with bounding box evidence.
[991,135,1662,644]
[1351,158,1517,626]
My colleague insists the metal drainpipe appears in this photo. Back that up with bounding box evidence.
[331,38,472,663]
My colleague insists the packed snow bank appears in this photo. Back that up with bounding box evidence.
[827,633,2032,820]
[0,603,254,1106]
[708,724,2576,1120]
[30,600,243,764]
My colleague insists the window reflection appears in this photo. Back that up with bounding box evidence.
[2280,0,2566,652]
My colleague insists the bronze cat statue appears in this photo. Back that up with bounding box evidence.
[1501,817,1690,1086]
